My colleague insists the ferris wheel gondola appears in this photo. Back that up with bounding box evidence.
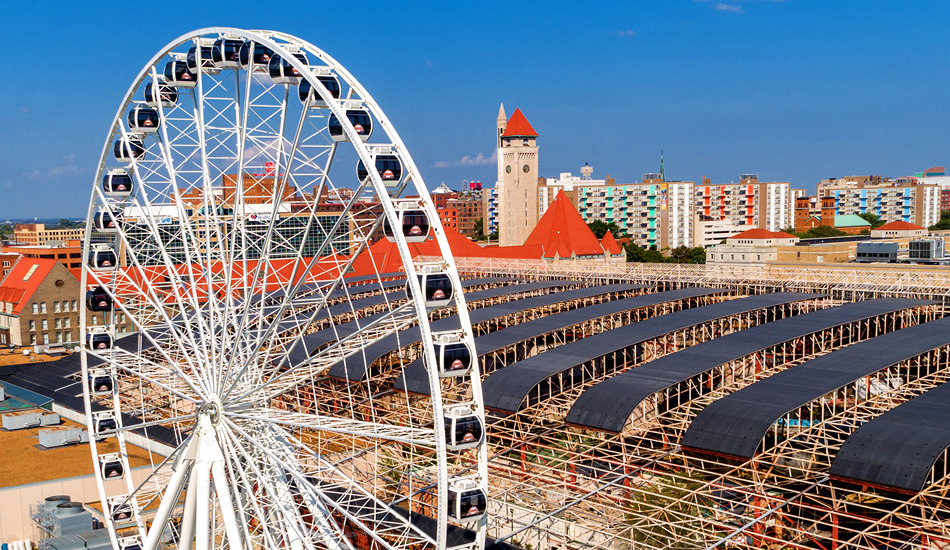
[81,27,489,550]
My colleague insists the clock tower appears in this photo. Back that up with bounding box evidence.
[496,106,540,246]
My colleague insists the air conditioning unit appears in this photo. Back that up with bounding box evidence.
[2,411,43,430]
[40,412,61,426]
[38,427,88,448]
[51,502,93,538]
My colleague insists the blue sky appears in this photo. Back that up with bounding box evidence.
[2,1,949,218]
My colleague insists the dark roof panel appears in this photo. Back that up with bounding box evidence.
[831,370,950,492]
[330,284,642,381]
[566,297,934,432]
[481,292,826,414]
[395,287,723,395]
[681,306,944,461]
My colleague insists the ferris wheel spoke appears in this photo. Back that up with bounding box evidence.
[109,348,204,403]
[231,301,417,403]
[229,410,435,446]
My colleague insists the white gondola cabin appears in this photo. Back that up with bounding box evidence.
[239,41,273,69]
[163,60,196,87]
[383,201,430,243]
[86,286,113,312]
[118,537,142,550]
[447,479,487,523]
[89,244,118,272]
[144,79,178,109]
[99,453,124,479]
[444,404,483,451]
[187,44,219,75]
[108,497,133,523]
[211,37,243,68]
[269,52,308,84]
[328,109,372,142]
[357,154,402,188]
[298,74,341,108]
[432,331,474,377]
[127,106,159,133]
[89,369,114,396]
[407,264,453,309]
[102,169,134,197]
[86,329,114,351]
[93,210,121,233]
[93,411,117,436]
[113,136,144,163]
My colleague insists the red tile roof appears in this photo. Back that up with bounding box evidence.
[524,191,605,258]
[500,108,539,138]
[729,228,798,241]
[0,258,60,315]
[876,220,926,231]
[600,231,623,255]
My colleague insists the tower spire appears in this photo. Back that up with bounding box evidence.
[659,151,665,182]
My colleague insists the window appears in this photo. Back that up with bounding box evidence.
[56,332,62,343]
[40,302,47,314]
[63,318,70,328]
[42,333,49,344]
[28,320,35,331]
[30,334,36,345]
[91,315,97,326]
[64,331,71,342]
[53,301,60,313]
[32,303,38,314]
[41,319,48,330]
[70,300,77,312]
[55,318,61,329]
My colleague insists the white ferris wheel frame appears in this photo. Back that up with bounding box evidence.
[78,27,489,550]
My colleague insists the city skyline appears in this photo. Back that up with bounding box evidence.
[2,1,949,217]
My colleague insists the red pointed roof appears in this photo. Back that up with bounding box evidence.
[876,220,926,231]
[0,257,60,315]
[600,230,623,255]
[729,228,798,241]
[500,108,539,138]
[524,191,605,258]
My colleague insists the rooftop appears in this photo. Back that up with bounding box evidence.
[500,108,539,138]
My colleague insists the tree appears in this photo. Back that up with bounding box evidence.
[587,220,622,239]
[800,225,846,239]
[626,244,669,263]
[857,212,886,229]
[930,211,950,231]
[473,218,485,240]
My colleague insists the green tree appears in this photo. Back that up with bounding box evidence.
[857,212,886,229]
[626,244,669,263]
[472,218,484,240]
[801,225,847,239]
[587,220,622,239]
[930,211,950,231]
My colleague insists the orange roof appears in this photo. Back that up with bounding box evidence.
[729,228,798,241]
[600,231,623,255]
[876,220,926,231]
[500,108,539,138]
[0,257,61,315]
[524,191,605,258]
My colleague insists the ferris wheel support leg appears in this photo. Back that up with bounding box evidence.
[142,458,193,550]
[179,473,199,550]
[212,460,245,550]
[195,460,213,550]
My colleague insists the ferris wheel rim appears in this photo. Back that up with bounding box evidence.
[79,27,489,550]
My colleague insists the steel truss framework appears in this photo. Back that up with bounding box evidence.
[288,257,950,550]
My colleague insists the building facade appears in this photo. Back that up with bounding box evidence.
[694,175,791,232]
[0,258,85,346]
[818,176,941,227]
[13,224,84,246]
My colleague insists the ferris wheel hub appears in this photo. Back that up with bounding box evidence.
[199,397,224,426]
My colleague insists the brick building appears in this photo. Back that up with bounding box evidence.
[13,224,84,246]
[0,258,83,346]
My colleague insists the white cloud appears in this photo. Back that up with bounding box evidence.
[434,151,496,168]
[22,153,83,180]
[715,3,744,12]
[614,29,636,37]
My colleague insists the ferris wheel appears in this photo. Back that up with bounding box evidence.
[79,28,488,550]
